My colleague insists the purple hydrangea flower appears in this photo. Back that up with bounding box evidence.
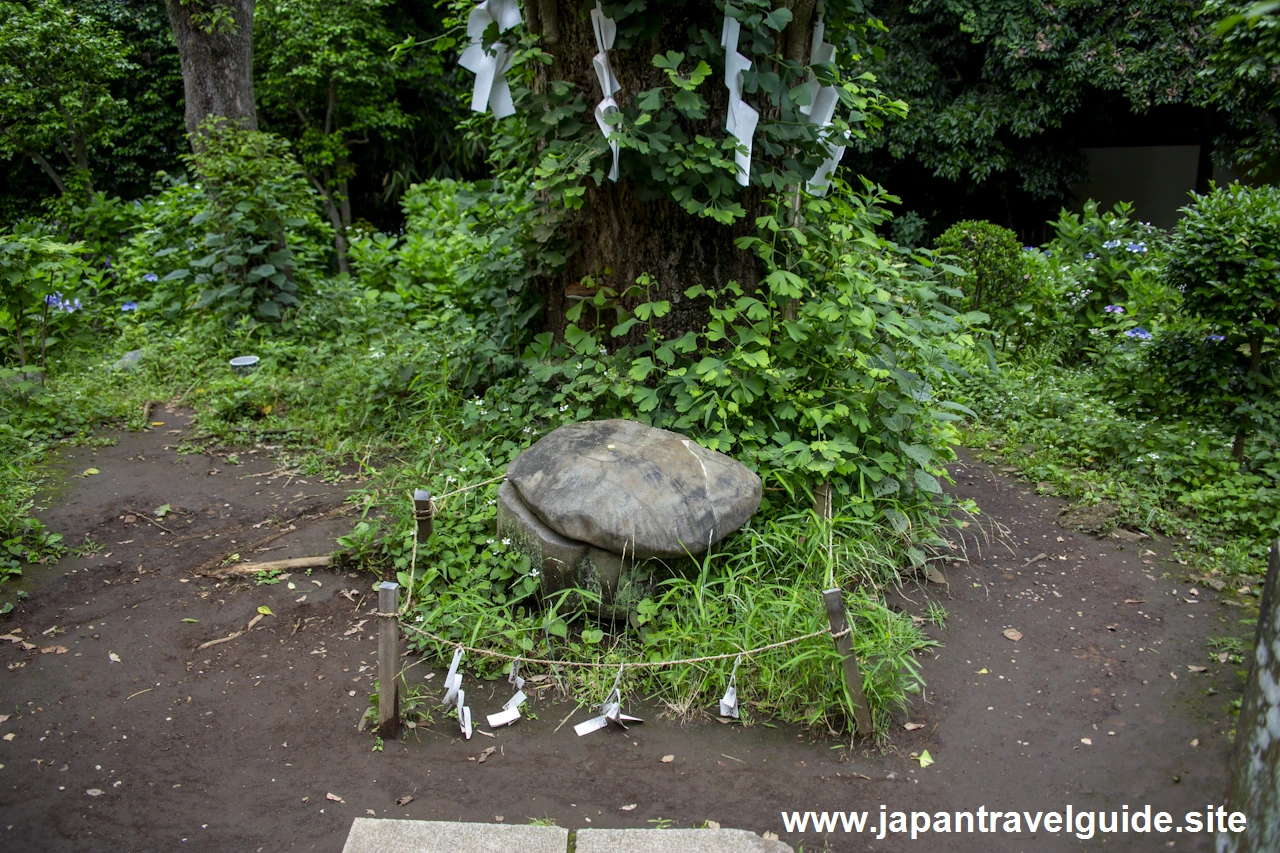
[62,298,82,313]
[1104,305,1125,314]
[1102,239,1121,250]
[45,292,63,307]
[144,273,158,283]
[121,302,138,312]
[1205,334,1225,343]
[1084,252,1096,259]
[1124,327,1153,340]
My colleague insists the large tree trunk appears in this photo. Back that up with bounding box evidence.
[164,0,258,141]
[1220,541,1280,853]
[529,0,816,343]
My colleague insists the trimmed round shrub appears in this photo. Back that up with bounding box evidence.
[933,219,1024,315]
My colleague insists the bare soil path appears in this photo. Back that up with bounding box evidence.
[0,413,1241,852]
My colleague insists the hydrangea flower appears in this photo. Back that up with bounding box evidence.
[144,273,159,283]
[1084,252,1096,259]
[1124,327,1153,340]
[1102,239,1122,250]
[1205,334,1225,343]
[45,292,63,307]
[1104,305,1125,314]
[1125,242,1147,253]
[1022,246,1035,252]
[121,302,138,312]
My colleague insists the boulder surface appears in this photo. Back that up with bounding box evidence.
[506,419,761,559]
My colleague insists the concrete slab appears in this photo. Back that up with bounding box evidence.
[341,818,569,853]
[576,827,794,852]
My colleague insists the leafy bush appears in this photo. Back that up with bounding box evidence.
[0,228,92,372]
[116,126,333,325]
[1164,182,1280,458]
[934,220,1024,326]
[1043,199,1172,357]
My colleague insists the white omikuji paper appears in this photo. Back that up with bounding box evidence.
[802,17,844,195]
[719,655,742,718]
[720,17,759,187]
[458,0,523,119]
[590,2,622,181]
[575,669,642,736]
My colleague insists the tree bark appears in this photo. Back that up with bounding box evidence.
[1220,540,1280,853]
[531,0,766,344]
[164,0,258,142]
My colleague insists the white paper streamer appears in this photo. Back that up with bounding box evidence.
[457,687,473,739]
[802,17,844,195]
[590,2,621,181]
[574,665,643,735]
[458,0,523,119]
[719,655,742,718]
[720,16,760,187]
[440,647,464,706]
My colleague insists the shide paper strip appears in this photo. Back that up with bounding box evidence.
[720,16,759,187]
[802,17,844,195]
[575,665,643,736]
[440,647,464,706]
[458,0,523,119]
[719,654,742,718]
[590,1,621,181]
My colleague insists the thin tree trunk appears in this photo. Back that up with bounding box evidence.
[1220,540,1280,853]
[1232,336,1264,462]
[25,150,67,195]
[164,0,258,143]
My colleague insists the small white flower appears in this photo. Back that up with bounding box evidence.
[501,538,511,546]
[529,568,541,578]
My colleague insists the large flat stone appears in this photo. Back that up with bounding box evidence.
[507,419,761,559]
[576,828,793,852]
[342,818,569,853]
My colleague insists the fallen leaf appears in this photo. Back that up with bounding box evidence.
[287,582,296,590]
[903,722,925,731]
[660,755,675,763]
[925,567,946,584]
[2,733,14,741]
[975,668,989,675]
[40,646,68,655]
[763,832,780,841]
[1219,651,1230,663]
[365,809,376,816]
[154,504,171,518]
[1188,587,1199,596]
[326,792,345,803]
[1081,738,1093,746]
[1123,599,1146,604]
[1002,628,1023,642]
[311,580,322,588]
[1170,672,1178,680]
[1191,738,1200,748]
[83,468,100,476]
[396,795,414,806]
[476,746,496,763]
[344,620,369,636]
[917,750,934,768]
[495,815,504,823]
[619,804,638,811]
[0,714,9,724]
[108,652,121,663]
[182,618,199,624]
[1187,665,1208,673]
[150,421,165,426]
[706,820,721,830]
[86,788,104,797]
[257,606,274,617]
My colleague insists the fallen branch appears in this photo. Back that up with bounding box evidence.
[202,555,332,578]
[196,631,244,651]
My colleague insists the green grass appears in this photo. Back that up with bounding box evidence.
[1,287,941,739]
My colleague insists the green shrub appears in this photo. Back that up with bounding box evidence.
[122,125,333,325]
[1164,182,1280,458]
[0,227,92,372]
[934,219,1023,319]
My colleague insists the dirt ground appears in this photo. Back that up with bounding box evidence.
[0,408,1245,852]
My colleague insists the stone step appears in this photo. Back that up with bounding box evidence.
[341,818,793,853]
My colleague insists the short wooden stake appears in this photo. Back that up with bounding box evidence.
[377,581,401,739]
[824,586,873,738]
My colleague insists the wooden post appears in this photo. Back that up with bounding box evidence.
[413,489,434,542]
[377,581,401,739]
[824,586,873,738]
[1220,540,1280,853]
[813,480,831,519]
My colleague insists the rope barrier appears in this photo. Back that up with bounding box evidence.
[399,620,848,670]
